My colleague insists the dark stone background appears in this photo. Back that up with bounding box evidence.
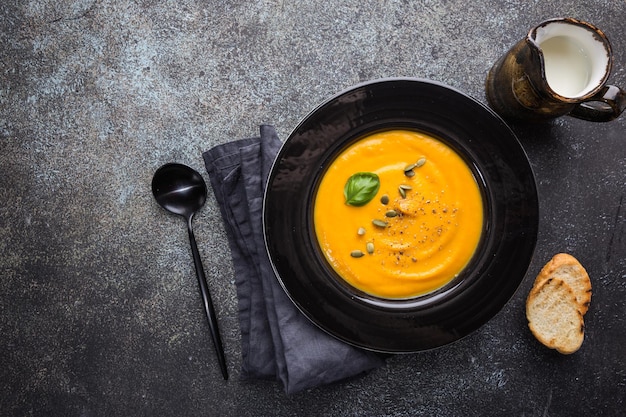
[1,1,624,416]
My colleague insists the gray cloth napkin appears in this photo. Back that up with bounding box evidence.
[202,125,385,394]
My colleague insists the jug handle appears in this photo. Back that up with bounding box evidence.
[570,85,626,122]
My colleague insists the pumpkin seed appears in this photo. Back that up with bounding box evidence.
[357,227,366,236]
[366,242,375,254]
[404,169,415,178]
[380,194,390,205]
[385,210,398,218]
[372,219,388,228]
[399,187,406,198]
[399,184,412,191]
[350,250,365,258]
[404,162,417,172]
[415,157,427,168]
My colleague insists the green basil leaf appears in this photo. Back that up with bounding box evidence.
[344,172,380,206]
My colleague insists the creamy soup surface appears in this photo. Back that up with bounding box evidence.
[314,130,484,299]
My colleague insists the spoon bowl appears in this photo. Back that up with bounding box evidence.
[152,163,228,380]
[152,163,206,219]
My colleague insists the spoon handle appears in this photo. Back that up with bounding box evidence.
[187,222,228,380]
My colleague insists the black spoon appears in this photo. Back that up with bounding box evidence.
[151,163,228,380]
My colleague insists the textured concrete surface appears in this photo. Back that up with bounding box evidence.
[1,0,625,416]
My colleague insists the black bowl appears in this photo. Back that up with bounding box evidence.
[263,78,538,353]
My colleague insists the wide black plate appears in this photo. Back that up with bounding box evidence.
[263,78,538,353]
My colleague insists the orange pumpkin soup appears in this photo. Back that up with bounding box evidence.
[313,130,484,299]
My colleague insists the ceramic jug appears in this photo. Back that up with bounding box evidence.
[486,17,625,122]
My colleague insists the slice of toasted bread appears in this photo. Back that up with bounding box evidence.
[532,253,591,315]
[526,277,585,354]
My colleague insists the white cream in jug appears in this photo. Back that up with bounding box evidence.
[540,36,592,97]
